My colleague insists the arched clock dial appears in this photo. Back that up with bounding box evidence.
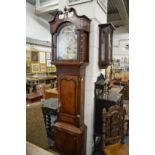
[57,24,77,60]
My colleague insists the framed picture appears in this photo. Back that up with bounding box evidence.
[51,66,56,72]
[31,51,39,63]
[26,61,31,73]
[31,64,40,73]
[40,64,47,73]
[26,50,31,61]
[46,60,51,67]
[40,52,46,63]
[97,0,107,13]
[46,52,51,60]
[47,67,52,73]
[67,0,92,6]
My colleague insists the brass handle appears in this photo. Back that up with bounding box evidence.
[59,103,61,108]
[58,102,61,112]
[77,114,80,118]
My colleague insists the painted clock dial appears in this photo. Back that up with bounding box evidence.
[57,24,77,60]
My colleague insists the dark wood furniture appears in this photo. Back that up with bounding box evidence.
[54,122,86,155]
[102,105,125,147]
[93,74,124,153]
[49,7,91,155]
[109,81,129,137]
[98,23,115,69]
[26,75,57,94]
[102,105,128,155]
[26,93,43,104]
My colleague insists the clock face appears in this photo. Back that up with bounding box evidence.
[57,24,77,60]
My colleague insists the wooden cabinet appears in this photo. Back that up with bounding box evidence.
[98,23,115,69]
[49,7,90,155]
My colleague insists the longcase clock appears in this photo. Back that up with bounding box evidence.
[49,7,91,155]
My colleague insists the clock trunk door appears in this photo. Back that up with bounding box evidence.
[58,76,79,126]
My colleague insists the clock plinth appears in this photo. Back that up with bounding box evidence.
[54,122,87,155]
[49,7,91,155]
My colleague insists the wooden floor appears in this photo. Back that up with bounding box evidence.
[103,144,129,155]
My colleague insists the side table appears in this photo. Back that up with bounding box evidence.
[44,88,58,99]
[26,93,43,105]
[42,98,58,145]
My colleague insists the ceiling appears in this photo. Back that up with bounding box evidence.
[27,0,129,28]
[107,0,129,28]
[27,0,35,5]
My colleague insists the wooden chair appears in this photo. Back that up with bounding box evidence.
[123,101,129,136]
[122,83,129,101]
[102,105,128,155]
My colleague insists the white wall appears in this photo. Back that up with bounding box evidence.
[59,0,107,23]
[26,2,52,42]
[26,43,51,52]
[113,26,129,58]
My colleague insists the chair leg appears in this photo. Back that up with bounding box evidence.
[121,136,125,144]
[126,120,129,136]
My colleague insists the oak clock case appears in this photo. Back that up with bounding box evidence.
[98,23,115,69]
[49,8,91,155]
